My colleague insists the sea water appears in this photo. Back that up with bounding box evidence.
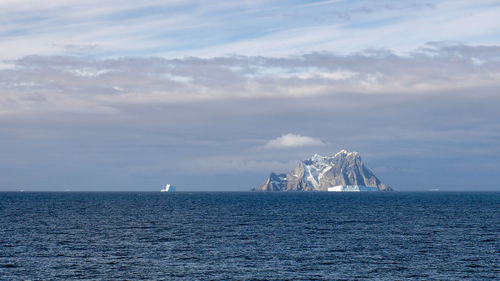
[0,192,498,280]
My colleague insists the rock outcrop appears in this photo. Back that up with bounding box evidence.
[254,150,392,191]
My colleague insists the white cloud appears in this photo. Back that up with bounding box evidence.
[1,44,500,115]
[1,1,500,59]
[263,134,325,149]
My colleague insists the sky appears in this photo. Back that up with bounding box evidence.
[1,0,500,191]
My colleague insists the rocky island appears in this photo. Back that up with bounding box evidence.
[254,149,392,192]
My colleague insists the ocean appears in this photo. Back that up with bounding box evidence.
[1,192,498,280]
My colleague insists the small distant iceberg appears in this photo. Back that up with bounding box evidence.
[161,184,176,192]
[327,185,378,192]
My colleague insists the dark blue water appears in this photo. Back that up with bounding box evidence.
[0,192,498,280]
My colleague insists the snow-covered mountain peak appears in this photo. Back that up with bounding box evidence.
[305,153,331,168]
[255,149,392,192]
[306,150,361,168]
[309,153,326,162]
[334,149,358,157]
[336,149,348,155]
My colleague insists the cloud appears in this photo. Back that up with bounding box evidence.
[262,134,325,149]
[1,44,500,191]
[1,44,500,115]
[0,1,499,191]
[1,1,500,59]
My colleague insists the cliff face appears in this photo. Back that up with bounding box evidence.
[255,150,392,191]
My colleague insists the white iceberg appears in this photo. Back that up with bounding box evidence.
[327,185,378,192]
[161,184,176,192]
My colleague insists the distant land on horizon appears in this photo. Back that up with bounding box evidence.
[255,150,392,192]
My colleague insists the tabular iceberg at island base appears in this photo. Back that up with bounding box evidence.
[161,184,176,192]
[327,185,379,192]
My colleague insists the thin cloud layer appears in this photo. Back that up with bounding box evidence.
[1,1,499,59]
[263,134,325,149]
[1,44,499,115]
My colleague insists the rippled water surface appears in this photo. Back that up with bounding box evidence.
[1,192,499,280]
